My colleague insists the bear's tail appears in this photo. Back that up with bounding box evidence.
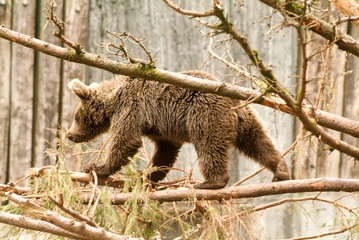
[236,112,290,181]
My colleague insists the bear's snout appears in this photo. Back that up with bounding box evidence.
[66,132,82,143]
[66,132,74,141]
[67,130,93,143]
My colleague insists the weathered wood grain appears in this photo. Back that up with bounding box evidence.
[315,47,346,178]
[315,7,346,178]
[0,0,12,183]
[8,0,36,183]
[0,0,356,183]
[293,4,348,179]
[61,0,89,172]
[32,0,64,168]
[341,24,359,178]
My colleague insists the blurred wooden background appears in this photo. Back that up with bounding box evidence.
[1,0,359,184]
[1,0,359,238]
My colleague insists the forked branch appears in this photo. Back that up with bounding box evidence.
[44,1,83,54]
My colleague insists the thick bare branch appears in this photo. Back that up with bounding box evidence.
[6,192,131,240]
[80,178,359,205]
[0,211,87,240]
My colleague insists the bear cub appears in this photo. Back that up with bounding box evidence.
[67,71,290,189]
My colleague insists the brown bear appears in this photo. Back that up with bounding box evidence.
[67,71,290,189]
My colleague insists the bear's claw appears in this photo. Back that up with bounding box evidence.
[82,163,111,178]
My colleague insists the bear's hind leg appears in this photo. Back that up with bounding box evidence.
[194,143,230,189]
[149,140,183,183]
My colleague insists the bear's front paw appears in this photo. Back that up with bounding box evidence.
[82,163,111,178]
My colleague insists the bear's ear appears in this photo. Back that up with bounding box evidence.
[68,79,90,101]
[89,82,99,89]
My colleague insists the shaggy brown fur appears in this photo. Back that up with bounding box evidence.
[67,71,290,189]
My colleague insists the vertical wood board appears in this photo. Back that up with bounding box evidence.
[8,1,36,183]
[33,0,64,167]
[341,25,359,178]
[315,46,346,178]
[0,0,12,183]
[61,0,89,172]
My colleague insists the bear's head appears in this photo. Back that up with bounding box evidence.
[67,79,111,143]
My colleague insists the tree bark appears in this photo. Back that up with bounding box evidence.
[0,211,87,240]
[6,192,131,240]
[79,178,359,205]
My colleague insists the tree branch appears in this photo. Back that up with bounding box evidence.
[1,25,359,159]
[6,192,129,240]
[0,211,87,240]
[331,0,359,29]
[0,184,31,194]
[163,0,215,17]
[80,178,359,205]
[259,0,359,57]
[48,195,100,228]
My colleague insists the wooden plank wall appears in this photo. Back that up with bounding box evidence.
[34,0,63,168]
[0,0,89,184]
[61,0,89,171]
[0,0,11,183]
[341,25,359,178]
[8,1,36,182]
[293,3,353,179]
[0,0,358,185]
[1,1,359,239]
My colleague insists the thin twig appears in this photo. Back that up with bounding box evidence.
[95,136,110,164]
[230,167,266,187]
[289,223,359,240]
[48,195,100,228]
[106,30,155,64]
[13,166,52,186]
[315,45,332,108]
[45,1,83,53]
[162,0,215,17]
